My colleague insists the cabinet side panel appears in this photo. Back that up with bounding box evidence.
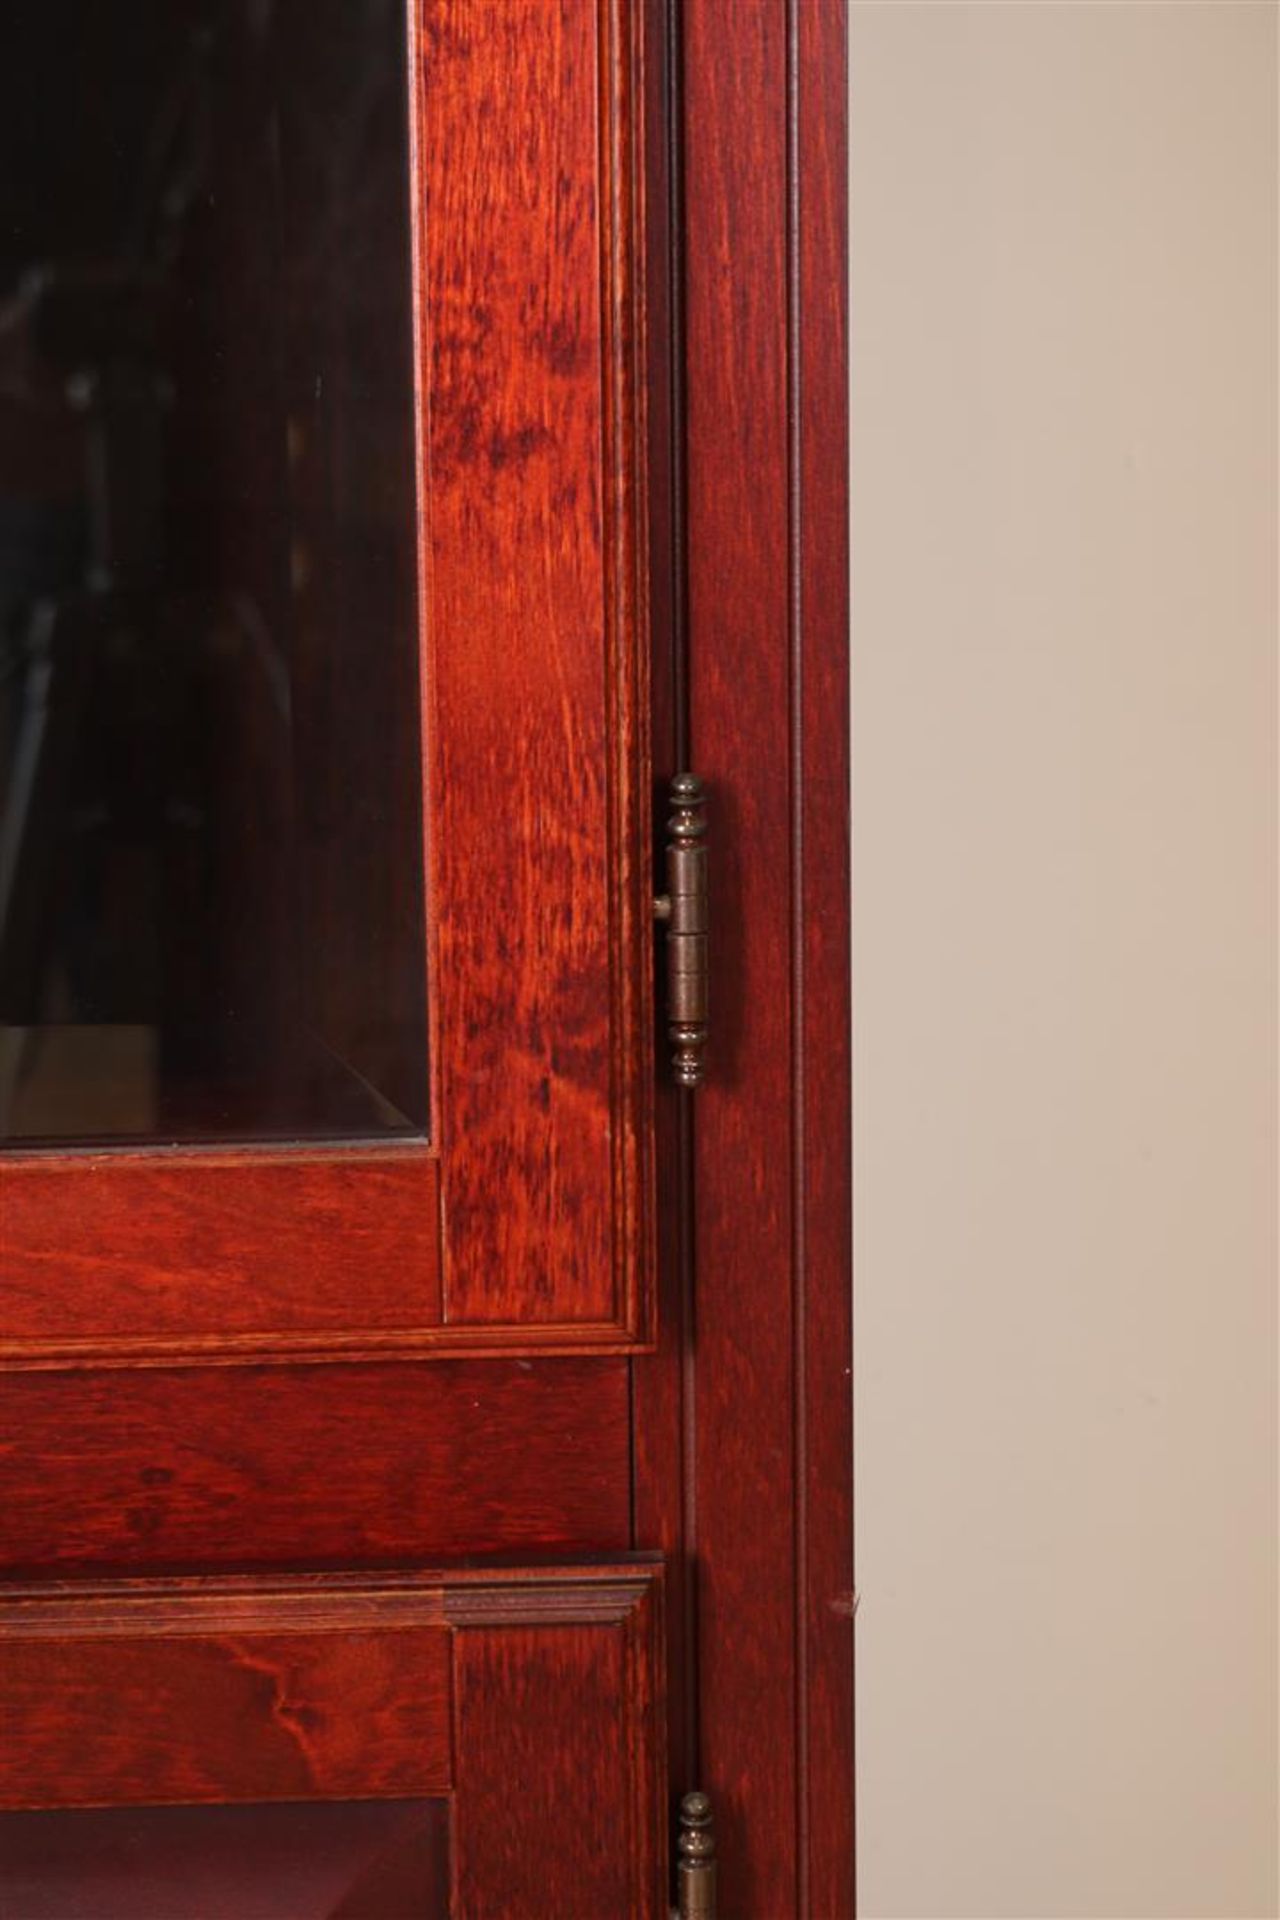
[675,0,854,1905]
[682,0,799,1910]
[797,0,855,1908]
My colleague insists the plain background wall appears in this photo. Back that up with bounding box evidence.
[849,4,1278,1916]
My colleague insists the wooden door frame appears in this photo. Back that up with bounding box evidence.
[638,2,852,1913]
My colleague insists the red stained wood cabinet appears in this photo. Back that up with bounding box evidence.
[0,1,850,1914]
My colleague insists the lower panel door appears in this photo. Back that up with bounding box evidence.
[0,1563,666,1920]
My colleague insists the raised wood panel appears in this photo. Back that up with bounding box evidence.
[421,0,654,1336]
[0,1360,632,1572]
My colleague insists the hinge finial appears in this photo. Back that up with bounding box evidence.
[677,1790,717,1918]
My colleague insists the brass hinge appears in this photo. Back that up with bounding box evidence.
[676,1791,717,1918]
[654,774,708,1088]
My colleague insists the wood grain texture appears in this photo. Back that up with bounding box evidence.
[0,1564,665,1918]
[683,0,798,1910]
[0,1150,441,1365]
[449,1568,666,1919]
[0,1359,631,1571]
[0,1586,452,1809]
[0,1141,649,1364]
[420,0,654,1337]
[669,0,854,1909]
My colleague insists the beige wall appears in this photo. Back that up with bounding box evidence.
[849,5,1279,1916]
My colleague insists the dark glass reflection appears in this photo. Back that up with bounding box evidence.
[0,1800,449,1920]
[0,0,428,1145]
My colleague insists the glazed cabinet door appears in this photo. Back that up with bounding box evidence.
[0,1,670,1911]
[0,1565,667,1919]
[0,0,656,1368]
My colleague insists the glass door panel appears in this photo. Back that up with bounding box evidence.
[0,0,428,1147]
[0,1799,449,1920]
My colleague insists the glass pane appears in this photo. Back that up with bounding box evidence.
[0,0,428,1146]
[0,1800,448,1920]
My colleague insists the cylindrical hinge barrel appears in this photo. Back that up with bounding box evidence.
[659,774,709,1087]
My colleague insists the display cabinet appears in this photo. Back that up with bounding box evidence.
[0,1,850,1912]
